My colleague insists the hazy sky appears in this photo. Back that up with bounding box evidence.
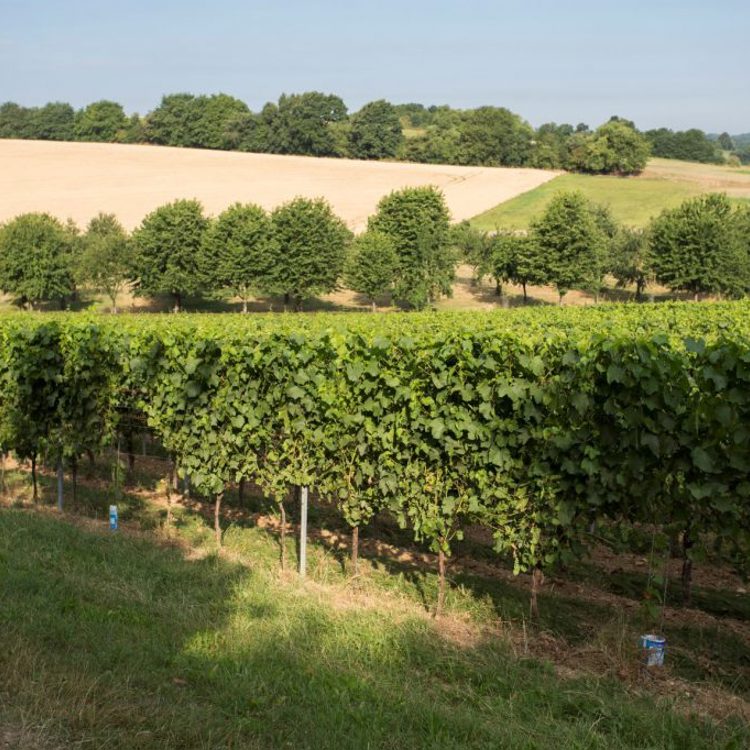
[1,0,748,132]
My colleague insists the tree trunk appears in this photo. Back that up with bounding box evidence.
[0,451,5,496]
[110,294,118,314]
[31,453,38,502]
[238,477,245,507]
[214,491,223,548]
[681,528,694,606]
[636,279,644,302]
[558,291,564,306]
[693,291,699,303]
[351,525,359,575]
[166,459,174,527]
[371,300,377,312]
[522,282,528,302]
[86,448,96,474]
[530,566,544,619]
[280,502,287,571]
[71,456,78,507]
[435,548,447,618]
[495,278,502,297]
[173,292,182,313]
[242,298,248,314]
[126,431,135,475]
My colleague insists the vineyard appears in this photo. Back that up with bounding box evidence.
[2,302,750,614]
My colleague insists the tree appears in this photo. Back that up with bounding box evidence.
[450,221,494,286]
[457,106,534,166]
[145,93,197,146]
[0,213,77,308]
[718,132,735,151]
[270,197,351,308]
[0,102,32,138]
[610,227,652,300]
[131,200,209,311]
[349,100,403,160]
[494,231,547,301]
[203,203,276,312]
[529,192,607,303]
[264,92,348,156]
[368,186,456,309]
[74,101,128,142]
[77,213,133,312]
[570,121,650,175]
[644,128,721,164]
[344,231,398,309]
[649,193,750,300]
[28,102,75,141]
[191,94,250,149]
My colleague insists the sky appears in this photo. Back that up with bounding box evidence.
[1,0,748,132]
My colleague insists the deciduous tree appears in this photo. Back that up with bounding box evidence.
[270,197,351,308]
[131,199,209,311]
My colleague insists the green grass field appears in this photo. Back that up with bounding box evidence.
[1,461,748,749]
[471,159,750,231]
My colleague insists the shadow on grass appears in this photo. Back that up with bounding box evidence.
[1,508,745,750]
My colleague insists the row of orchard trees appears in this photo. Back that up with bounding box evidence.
[2,308,750,613]
[1,94,657,173]
[0,188,458,313]
[458,192,750,303]
[2,189,748,315]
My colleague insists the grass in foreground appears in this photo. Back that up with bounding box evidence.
[1,460,749,750]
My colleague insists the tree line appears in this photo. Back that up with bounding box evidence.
[0,187,457,313]
[0,92,685,175]
[459,192,750,303]
[1,188,749,313]
[1,305,749,614]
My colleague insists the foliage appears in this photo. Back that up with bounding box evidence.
[648,193,750,298]
[3,303,750,591]
[529,192,607,301]
[131,199,209,310]
[263,92,348,157]
[349,100,403,160]
[457,107,534,167]
[569,121,650,175]
[74,101,128,142]
[29,102,76,141]
[368,186,456,309]
[269,197,351,307]
[609,227,652,299]
[202,203,276,311]
[450,221,494,284]
[344,230,399,308]
[0,213,77,308]
[645,128,722,164]
[77,213,133,313]
[493,231,548,299]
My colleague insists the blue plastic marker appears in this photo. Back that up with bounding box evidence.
[109,504,118,531]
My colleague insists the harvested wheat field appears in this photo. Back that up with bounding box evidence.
[0,139,557,231]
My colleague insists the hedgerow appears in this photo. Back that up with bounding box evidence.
[1,302,749,613]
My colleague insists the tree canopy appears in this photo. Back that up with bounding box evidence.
[368,186,456,309]
[0,213,77,308]
[529,191,607,301]
[649,193,750,299]
[270,197,351,308]
[132,199,209,311]
[349,100,403,160]
[203,203,276,311]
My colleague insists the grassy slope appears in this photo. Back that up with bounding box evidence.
[1,462,748,749]
[471,173,700,231]
[471,158,750,231]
